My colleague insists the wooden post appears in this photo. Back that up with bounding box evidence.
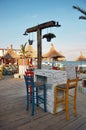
[37,29,42,69]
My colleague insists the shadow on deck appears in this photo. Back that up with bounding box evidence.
[0,76,86,130]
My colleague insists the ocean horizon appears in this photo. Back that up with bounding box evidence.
[59,61,86,66]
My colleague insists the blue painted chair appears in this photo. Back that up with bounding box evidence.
[24,75,47,115]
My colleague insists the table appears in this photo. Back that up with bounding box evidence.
[34,69,67,114]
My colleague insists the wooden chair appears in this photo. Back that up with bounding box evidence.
[24,74,47,116]
[54,65,79,120]
[0,66,3,79]
[25,69,34,102]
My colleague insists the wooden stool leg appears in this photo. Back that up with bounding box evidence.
[32,86,34,116]
[36,87,39,107]
[74,88,77,117]
[54,87,57,115]
[65,90,69,120]
[26,86,29,111]
[44,84,47,112]
[30,86,32,103]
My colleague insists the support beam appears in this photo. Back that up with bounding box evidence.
[25,20,61,33]
[24,20,61,69]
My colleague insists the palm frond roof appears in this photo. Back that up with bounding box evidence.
[42,43,65,58]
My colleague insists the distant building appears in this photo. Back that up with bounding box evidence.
[0,44,20,65]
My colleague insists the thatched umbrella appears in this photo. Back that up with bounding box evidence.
[25,44,37,58]
[76,52,86,61]
[42,43,65,60]
[75,52,86,72]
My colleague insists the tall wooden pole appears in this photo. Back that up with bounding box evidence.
[37,29,42,69]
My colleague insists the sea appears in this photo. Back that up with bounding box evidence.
[50,61,86,69]
[59,61,86,66]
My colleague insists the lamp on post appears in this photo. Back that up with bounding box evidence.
[42,33,56,42]
[24,20,61,69]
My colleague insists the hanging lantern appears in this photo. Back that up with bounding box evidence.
[42,33,56,42]
[28,39,33,45]
[23,32,28,35]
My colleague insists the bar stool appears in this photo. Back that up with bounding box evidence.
[0,66,3,79]
[25,69,34,102]
[54,65,79,120]
[24,74,47,116]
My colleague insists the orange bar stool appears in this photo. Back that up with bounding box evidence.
[54,65,79,120]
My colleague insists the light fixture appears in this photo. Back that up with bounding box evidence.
[23,32,28,35]
[42,33,56,42]
[28,39,33,45]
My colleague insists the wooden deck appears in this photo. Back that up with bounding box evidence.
[0,76,86,130]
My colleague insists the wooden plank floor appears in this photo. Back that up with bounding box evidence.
[0,76,86,130]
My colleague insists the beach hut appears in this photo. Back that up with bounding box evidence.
[2,46,19,75]
[2,47,19,64]
[42,43,65,61]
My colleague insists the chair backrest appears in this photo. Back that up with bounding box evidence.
[64,65,79,89]
[24,75,34,87]
[66,77,78,89]
[25,70,34,77]
[65,64,77,80]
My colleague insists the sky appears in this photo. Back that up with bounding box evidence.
[0,0,86,60]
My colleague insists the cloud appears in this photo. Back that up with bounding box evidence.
[32,15,38,19]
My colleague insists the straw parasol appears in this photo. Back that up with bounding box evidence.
[76,52,86,61]
[42,43,65,60]
[75,52,86,71]
[25,44,37,58]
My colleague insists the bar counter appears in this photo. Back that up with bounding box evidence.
[34,69,67,114]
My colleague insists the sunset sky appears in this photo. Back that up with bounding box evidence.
[0,0,86,60]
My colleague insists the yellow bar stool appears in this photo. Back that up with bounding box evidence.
[54,65,79,121]
[0,69,3,79]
